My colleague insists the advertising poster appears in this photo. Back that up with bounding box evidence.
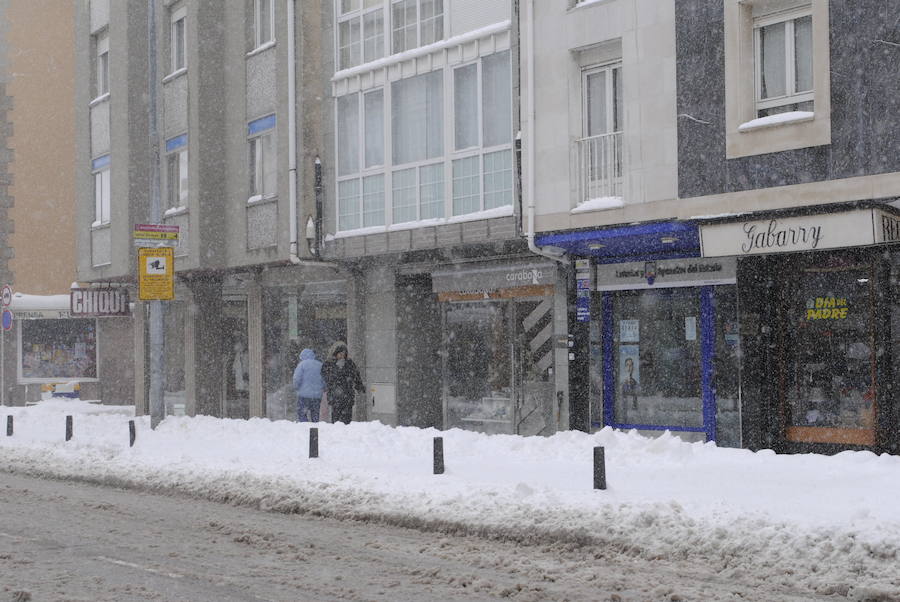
[619,344,640,402]
[620,319,640,342]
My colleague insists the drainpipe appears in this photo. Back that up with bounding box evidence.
[287,0,335,268]
[524,0,566,265]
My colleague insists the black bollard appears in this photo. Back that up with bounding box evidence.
[433,437,444,475]
[129,420,136,447]
[6,415,11,436]
[593,446,606,490]
[65,415,73,442]
[309,427,318,458]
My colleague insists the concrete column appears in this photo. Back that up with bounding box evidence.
[133,300,147,415]
[362,265,397,424]
[247,276,263,418]
[182,287,196,416]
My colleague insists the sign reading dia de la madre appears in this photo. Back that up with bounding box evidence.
[700,208,900,257]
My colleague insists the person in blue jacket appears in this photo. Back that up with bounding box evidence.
[292,348,324,422]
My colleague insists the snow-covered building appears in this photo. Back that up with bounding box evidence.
[321,0,570,434]
[74,0,343,419]
[527,0,900,454]
[0,0,134,406]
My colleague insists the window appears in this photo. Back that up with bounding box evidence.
[254,0,275,48]
[334,51,512,231]
[723,1,829,158]
[754,9,813,117]
[392,0,443,53]
[19,319,98,382]
[391,70,442,165]
[450,51,514,216]
[94,32,109,98]
[583,63,622,137]
[248,115,277,200]
[165,135,188,210]
[170,5,186,73]
[92,155,110,225]
[337,0,384,70]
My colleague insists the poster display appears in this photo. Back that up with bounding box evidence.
[619,344,640,407]
[19,318,97,381]
[619,319,639,342]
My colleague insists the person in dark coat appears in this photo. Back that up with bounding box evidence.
[321,341,364,424]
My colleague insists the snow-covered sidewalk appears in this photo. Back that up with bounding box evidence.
[2,400,899,599]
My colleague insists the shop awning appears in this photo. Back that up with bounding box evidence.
[535,221,700,264]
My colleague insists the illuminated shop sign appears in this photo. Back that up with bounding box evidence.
[700,208,900,257]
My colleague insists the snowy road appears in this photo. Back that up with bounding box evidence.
[0,472,829,602]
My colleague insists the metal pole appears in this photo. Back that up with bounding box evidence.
[147,0,165,429]
[433,437,444,475]
[66,415,73,442]
[309,427,318,458]
[593,446,606,490]
[129,420,136,447]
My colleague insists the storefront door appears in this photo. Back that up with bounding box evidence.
[442,297,556,436]
[781,264,876,446]
[222,298,249,419]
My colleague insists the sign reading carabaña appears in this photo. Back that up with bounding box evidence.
[70,288,131,317]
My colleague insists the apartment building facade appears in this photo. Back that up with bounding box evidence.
[321,0,570,434]
[0,0,134,406]
[76,0,344,419]
[527,0,900,454]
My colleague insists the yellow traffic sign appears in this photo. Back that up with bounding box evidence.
[138,247,174,300]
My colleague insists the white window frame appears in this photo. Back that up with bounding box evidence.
[248,117,277,202]
[334,50,513,233]
[92,159,111,226]
[170,5,187,74]
[390,0,443,54]
[753,6,813,116]
[95,32,109,99]
[166,145,189,211]
[254,0,276,49]
[581,62,622,137]
[336,87,388,228]
[337,0,384,70]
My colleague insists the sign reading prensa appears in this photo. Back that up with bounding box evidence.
[138,247,175,301]
[70,288,130,317]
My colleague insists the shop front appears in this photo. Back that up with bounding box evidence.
[592,257,741,446]
[701,205,900,453]
[431,261,561,436]
[262,276,348,421]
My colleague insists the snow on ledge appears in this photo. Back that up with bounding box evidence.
[571,196,624,214]
[333,21,511,81]
[164,206,187,217]
[331,205,514,239]
[738,111,814,132]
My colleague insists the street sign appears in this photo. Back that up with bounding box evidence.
[138,247,175,301]
[133,223,179,247]
[1,285,11,307]
[70,288,131,317]
[1,309,12,331]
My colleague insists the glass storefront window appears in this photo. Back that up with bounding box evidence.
[444,302,513,433]
[263,284,348,421]
[611,288,703,428]
[19,318,98,381]
[784,265,875,444]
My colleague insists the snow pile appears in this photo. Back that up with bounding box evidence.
[571,196,624,214]
[738,111,814,132]
[2,400,899,598]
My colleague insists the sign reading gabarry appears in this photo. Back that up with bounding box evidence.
[700,208,900,258]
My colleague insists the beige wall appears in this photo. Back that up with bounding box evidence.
[7,0,76,295]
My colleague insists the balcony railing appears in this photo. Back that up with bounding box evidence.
[573,131,623,205]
